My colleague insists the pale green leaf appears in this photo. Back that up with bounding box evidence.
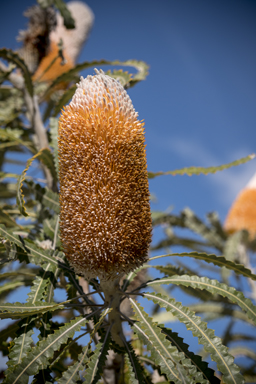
[49,117,59,175]
[53,0,75,29]
[55,308,110,384]
[124,353,139,384]
[0,224,70,271]
[147,275,256,325]
[148,154,255,179]
[83,325,111,384]
[143,292,244,384]
[159,325,220,384]
[4,316,89,384]
[122,341,147,384]
[44,59,149,98]
[149,252,256,281]
[130,299,197,383]
[17,148,57,216]
[0,301,64,319]
[188,303,255,326]
[0,48,33,96]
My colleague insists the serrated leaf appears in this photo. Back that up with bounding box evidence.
[26,264,54,303]
[154,264,189,277]
[148,154,255,179]
[0,48,33,96]
[189,302,255,326]
[0,281,24,297]
[53,84,77,116]
[105,69,132,87]
[147,275,256,325]
[43,216,61,248]
[5,263,58,380]
[53,0,75,29]
[149,252,256,281]
[49,117,59,175]
[123,341,150,384]
[124,353,139,384]
[26,181,60,213]
[55,308,110,384]
[159,325,220,384]
[0,301,64,319]
[181,207,223,250]
[43,188,60,214]
[4,316,89,384]
[143,292,244,384]
[130,299,195,383]
[83,325,111,384]
[44,59,149,98]
[0,127,23,141]
[17,148,57,216]
[0,224,70,271]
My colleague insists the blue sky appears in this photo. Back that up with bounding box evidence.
[1,0,256,223]
[1,0,256,375]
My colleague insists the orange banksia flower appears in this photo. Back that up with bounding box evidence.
[58,69,152,280]
[224,173,256,239]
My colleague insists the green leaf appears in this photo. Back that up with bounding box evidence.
[83,325,112,384]
[124,353,139,384]
[143,292,244,384]
[53,84,77,116]
[44,59,149,98]
[158,325,220,384]
[130,299,196,383]
[4,316,89,384]
[5,263,59,380]
[148,154,255,179]
[123,341,154,384]
[55,308,110,384]
[0,48,33,96]
[0,281,24,298]
[43,188,60,214]
[0,127,23,141]
[149,252,256,281]
[0,322,20,345]
[53,0,75,29]
[188,303,255,326]
[43,216,61,248]
[17,148,57,216]
[0,301,64,319]
[154,264,189,277]
[105,69,132,87]
[0,224,70,271]
[26,264,55,303]
[147,275,256,325]
[49,117,59,175]
[181,207,223,250]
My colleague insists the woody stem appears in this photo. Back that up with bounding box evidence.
[100,279,124,347]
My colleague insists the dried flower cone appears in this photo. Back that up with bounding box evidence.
[33,1,94,82]
[224,173,256,239]
[58,70,152,280]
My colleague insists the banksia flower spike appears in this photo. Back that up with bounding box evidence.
[58,69,152,282]
[224,173,256,239]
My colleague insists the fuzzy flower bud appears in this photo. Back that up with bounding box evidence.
[224,173,256,239]
[58,69,152,280]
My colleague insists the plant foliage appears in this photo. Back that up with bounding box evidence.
[0,2,256,383]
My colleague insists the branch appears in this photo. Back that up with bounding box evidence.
[0,60,53,188]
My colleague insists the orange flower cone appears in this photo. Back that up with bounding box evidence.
[224,173,256,239]
[58,69,152,281]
